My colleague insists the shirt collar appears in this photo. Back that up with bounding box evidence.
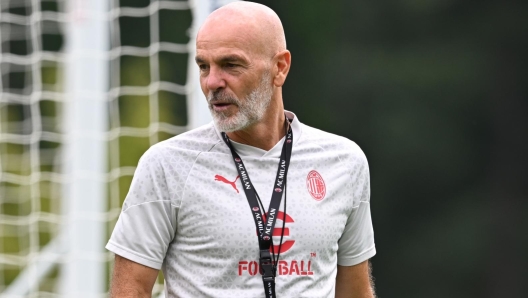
[214,110,302,158]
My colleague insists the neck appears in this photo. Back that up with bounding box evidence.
[226,104,286,151]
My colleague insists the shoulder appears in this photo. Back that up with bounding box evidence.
[299,123,368,165]
[298,123,371,206]
[154,123,221,153]
[142,123,223,161]
[126,123,223,208]
[134,122,224,181]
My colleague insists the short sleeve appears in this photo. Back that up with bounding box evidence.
[106,146,177,270]
[337,146,376,266]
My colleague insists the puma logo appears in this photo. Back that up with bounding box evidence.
[214,175,240,193]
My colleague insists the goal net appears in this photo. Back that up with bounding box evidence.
[0,0,236,297]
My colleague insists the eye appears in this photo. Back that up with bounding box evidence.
[225,63,237,68]
[198,64,209,72]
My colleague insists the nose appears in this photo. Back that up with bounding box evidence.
[205,66,226,92]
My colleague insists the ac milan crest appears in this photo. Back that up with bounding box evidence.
[263,236,270,241]
[252,207,259,212]
[274,188,282,192]
[235,158,241,162]
[306,170,326,201]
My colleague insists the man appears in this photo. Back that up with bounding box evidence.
[107,2,376,297]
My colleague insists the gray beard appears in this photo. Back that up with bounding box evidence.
[207,73,273,132]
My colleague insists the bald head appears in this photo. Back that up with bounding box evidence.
[198,2,286,57]
[194,2,292,143]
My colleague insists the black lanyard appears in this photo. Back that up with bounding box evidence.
[221,124,293,298]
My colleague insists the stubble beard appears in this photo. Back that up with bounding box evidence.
[207,73,273,132]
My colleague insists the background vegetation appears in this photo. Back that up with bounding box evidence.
[255,0,528,297]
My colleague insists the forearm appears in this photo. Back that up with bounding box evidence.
[110,255,159,298]
[335,260,376,298]
[110,286,152,298]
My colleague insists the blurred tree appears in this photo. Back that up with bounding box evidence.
[254,0,528,297]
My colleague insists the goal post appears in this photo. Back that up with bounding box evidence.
[59,0,109,296]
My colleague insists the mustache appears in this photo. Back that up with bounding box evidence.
[207,91,240,104]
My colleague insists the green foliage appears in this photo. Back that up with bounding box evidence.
[259,0,528,297]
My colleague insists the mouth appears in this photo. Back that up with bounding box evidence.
[210,101,235,112]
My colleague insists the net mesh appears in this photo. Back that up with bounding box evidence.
[0,0,198,296]
[0,0,66,295]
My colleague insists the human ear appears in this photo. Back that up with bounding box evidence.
[272,50,291,87]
